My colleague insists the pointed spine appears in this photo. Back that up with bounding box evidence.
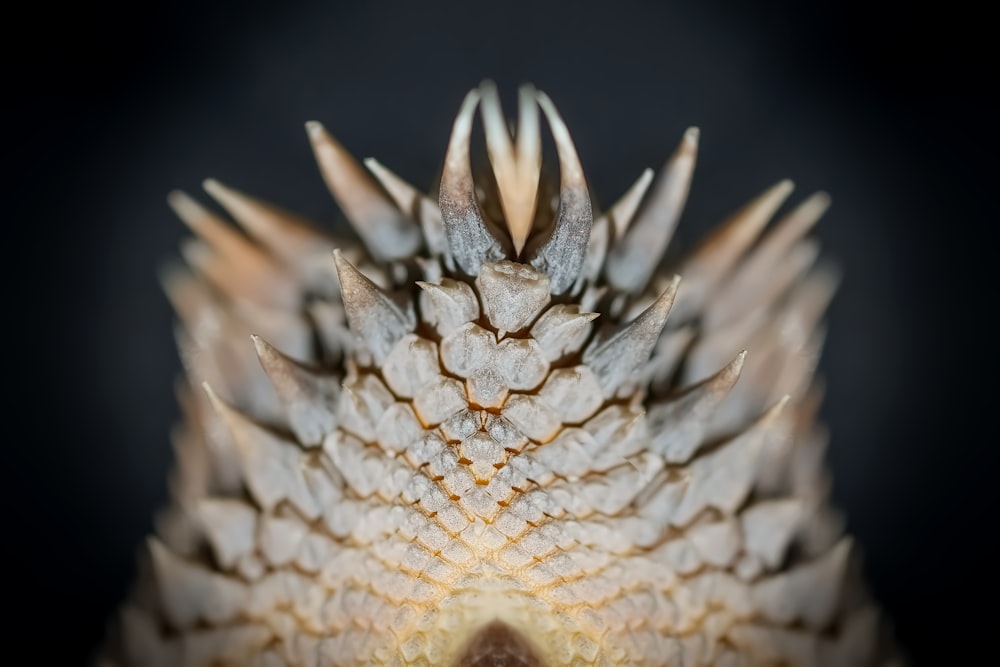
[364,157,448,258]
[480,81,542,255]
[648,350,747,463]
[201,178,333,264]
[606,127,699,293]
[168,190,261,264]
[147,536,249,629]
[439,89,507,276]
[528,91,593,295]
[168,190,299,307]
[251,334,339,447]
[333,249,414,363]
[577,168,656,291]
[684,179,796,283]
[671,395,792,527]
[602,167,655,240]
[202,383,320,518]
[306,121,421,261]
[583,276,680,396]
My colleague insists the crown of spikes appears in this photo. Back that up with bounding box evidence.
[103,80,901,667]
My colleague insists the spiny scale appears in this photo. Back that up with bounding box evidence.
[100,82,902,667]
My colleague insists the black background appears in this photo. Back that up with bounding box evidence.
[5,1,996,664]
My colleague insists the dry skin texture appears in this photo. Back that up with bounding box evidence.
[101,83,901,666]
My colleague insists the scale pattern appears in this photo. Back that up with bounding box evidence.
[100,82,901,666]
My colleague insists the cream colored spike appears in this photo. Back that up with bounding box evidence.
[480,80,542,255]
[305,121,421,261]
[606,127,699,293]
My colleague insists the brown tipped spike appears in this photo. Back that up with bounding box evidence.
[707,191,830,326]
[685,179,796,282]
[529,91,593,295]
[202,178,334,264]
[648,351,747,463]
[251,334,339,447]
[756,191,830,264]
[305,121,421,261]
[333,249,414,363]
[169,190,298,307]
[583,276,679,396]
[606,127,699,293]
[168,190,256,261]
[439,89,507,275]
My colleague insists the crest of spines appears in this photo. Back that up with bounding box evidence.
[100,80,902,667]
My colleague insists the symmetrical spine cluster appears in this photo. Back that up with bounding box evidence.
[101,82,900,666]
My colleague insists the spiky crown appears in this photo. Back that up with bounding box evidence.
[100,82,900,666]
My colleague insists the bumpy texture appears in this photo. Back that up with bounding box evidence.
[100,83,901,666]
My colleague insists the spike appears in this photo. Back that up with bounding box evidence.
[601,167,655,240]
[741,498,804,569]
[332,249,414,363]
[305,121,421,260]
[195,498,258,569]
[251,335,339,447]
[202,383,321,519]
[417,196,448,260]
[707,238,821,329]
[683,179,796,286]
[364,157,448,257]
[528,92,593,295]
[606,127,699,293]
[178,237,222,287]
[147,536,249,629]
[576,213,610,291]
[648,351,747,463]
[168,190,263,264]
[362,157,422,214]
[515,84,542,175]
[671,395,791,527]
[439,89,507,275]
[576,168,655,292]
[751,537,852,628]
[174,235,294,312]
[742,191,830,276]
[819,606,880,667]
[201,178,333,265]
[480,81,542,255]
[583,276,679,396]
[787,261,842,336]
[119,604,177,667]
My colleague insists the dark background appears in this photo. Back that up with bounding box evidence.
[5,1,996,664]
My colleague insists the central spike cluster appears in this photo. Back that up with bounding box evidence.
[439,84,594,296]
[100,81,901,667]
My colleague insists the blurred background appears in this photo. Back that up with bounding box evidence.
[6,0,995,663]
